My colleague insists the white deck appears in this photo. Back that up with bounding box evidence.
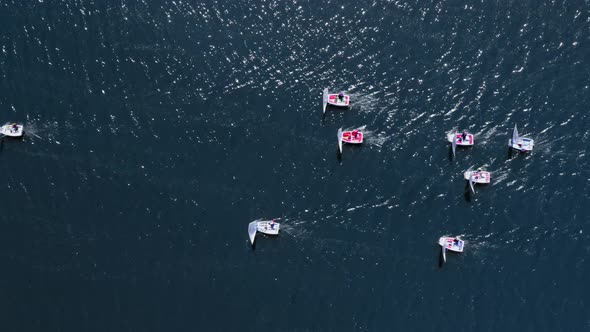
[248,220,280,245]
[256,220,280,235]
[439,237,464,252]
[508,137,534,151]
[464,170,491,184]
[0,124,23,137]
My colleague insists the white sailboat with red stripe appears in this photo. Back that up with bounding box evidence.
[328,93,349,107]
[322,88,350,111]
[439,236,464,263]
[341,129,363,144]
[464,168,490,194]
[439,236,464,252]
[448,131,473,157]
[448,132,474,146]
[463,169,491,184]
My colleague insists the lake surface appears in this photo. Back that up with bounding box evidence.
[0,0,589,330]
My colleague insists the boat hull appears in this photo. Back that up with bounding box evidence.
[327,94,350,107]
[439,237,464,253]
[256,220,280,235]
[0,124,23,137]
[448,133,473,146]
[341,131,363,144]
[464,171,491,184]
[508,138,534,152]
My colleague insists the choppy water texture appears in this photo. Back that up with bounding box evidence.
[1,0,589,330]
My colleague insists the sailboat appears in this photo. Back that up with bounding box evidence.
[508,124,534,152]
[464,169,491,184]
[0,123,24,137]
[464,168,490,194]
[439,236,464,263]
[341,129,363,144]
[447,131,474,146]
[448,131,473,157]
[323,88,350,111]
[248,219,280,245]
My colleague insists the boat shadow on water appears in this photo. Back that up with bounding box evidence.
[0,133,25,144]
[507,146,533,159]
[337,147,363,162]
[0,135,22,152]
[438,247,465,268]
[464,182,472,202]
[249,232,282,251]
[339,143,363,156]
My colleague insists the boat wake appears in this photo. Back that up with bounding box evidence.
[20,122,42,139]
[277,223,312,240]
[361,128,388,150]
[19,121,63,144]
[341,125,386,150]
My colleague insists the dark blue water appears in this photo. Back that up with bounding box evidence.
[1,0,589,330]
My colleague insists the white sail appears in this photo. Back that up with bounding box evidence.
[451,134,457,157]
[322,88,329,114]
[469,172,475,194]
[512,124,519,145]
[248,221,257,245]
[337,128,343,154]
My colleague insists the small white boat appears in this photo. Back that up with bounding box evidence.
[341,130,363,144]
[0,123,24,137]
[248,219,280,245]
[463,169,491,184]
[448,131,473,157]
[464,169,490,194]
[337,128,362,154]
[323,88,350,109]
[328,93,349,107]
[439,236,464,263]
[447,132,474,146]
[439,236,464,252]
[508,124,534,152]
